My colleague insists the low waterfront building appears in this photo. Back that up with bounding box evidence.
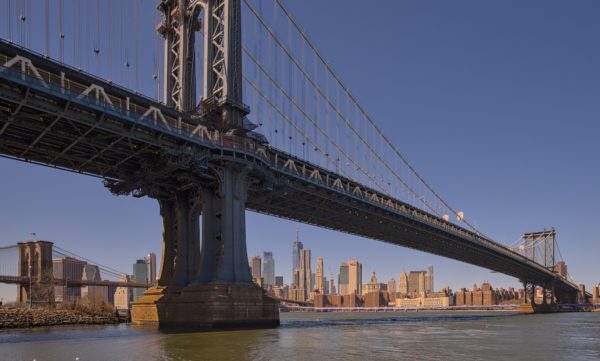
[396,296,453,307]
[251,255,262,283]
[454,283,521,306]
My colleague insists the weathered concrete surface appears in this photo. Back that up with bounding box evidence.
[131,284,280,329]
[0,307,118,328]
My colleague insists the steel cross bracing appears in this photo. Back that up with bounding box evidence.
[0,40,584,296]
[157,0,250,130]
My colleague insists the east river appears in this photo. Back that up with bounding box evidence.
[1,311,599,361]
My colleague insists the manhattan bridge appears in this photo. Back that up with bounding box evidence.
[0,0,590,327]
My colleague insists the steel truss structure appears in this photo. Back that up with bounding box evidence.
[157,0,250,131]
[518,229,556,269]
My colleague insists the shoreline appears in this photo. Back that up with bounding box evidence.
[280,305,520,313]
[0,307,119,329]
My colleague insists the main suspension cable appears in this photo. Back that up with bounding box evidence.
[264,0,484,234]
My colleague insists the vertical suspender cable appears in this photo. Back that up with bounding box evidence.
[153,7,160,100]
[269,2,279,147]
[17,0,23,46]
[135,0,140,92]
[94,0,101,75]
[84,1,90,72]
[7,0,11,42]
[74,0,80,68]
[301,41,307,161]
[59,0,64,63]
[268,1,275,147]
[252,1,261,131]
[123,1,130,88]
[287,14,293,155]
[313,50,319,166]
[336,85,340,174]
[27,0,31,49]
[108,0,113,80]
[44,0,49,56]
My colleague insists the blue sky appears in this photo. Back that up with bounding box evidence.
[1,0,599,301]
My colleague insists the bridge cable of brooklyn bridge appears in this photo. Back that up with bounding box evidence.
[0,0,590,326]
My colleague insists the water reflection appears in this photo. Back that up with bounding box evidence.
[0,312,599,361]
[159,328,270,361]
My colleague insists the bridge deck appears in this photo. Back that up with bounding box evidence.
[0,40,580,294]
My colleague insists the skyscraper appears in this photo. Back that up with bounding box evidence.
[251,255,262,282]
[133,259,149,300]
[399,271,408,295]
[315,257,324,294]
[348,259,362,295]
[330,274,337,295]
[339,259,362,295]
[275,276,284,287]
[263,252,275,287]
[425,264,434,293]
[408,271,426,296]
[292,233,303,287]
[338,262,349,295]
[299,249,311,300]
[146,253,157,285]
[388,278,397,294]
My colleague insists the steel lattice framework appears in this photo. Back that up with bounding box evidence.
[516,230,556,270]
[157,0,250,130]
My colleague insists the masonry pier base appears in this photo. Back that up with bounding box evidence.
[131,284,279,329]
[517,302,559,314]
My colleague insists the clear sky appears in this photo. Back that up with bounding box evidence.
[1,0,599,301]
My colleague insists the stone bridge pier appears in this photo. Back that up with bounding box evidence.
[16,241,55,307]
[518,280,584,313]
[127,163,279,328]
[518,281,558,313]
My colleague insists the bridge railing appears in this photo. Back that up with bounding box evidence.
[0,40,224,148]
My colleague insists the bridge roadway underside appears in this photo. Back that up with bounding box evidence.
[0,40,579,300]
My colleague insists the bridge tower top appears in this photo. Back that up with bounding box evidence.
[157,0,252,132]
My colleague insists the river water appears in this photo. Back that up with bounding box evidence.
[1,312,599,361]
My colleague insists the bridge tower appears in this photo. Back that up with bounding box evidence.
[157,0,253,132]
[16,241,54,307]
[128,0,278,328]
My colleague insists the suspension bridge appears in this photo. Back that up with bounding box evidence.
[0,241,149,307]
[0,0,590,327]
